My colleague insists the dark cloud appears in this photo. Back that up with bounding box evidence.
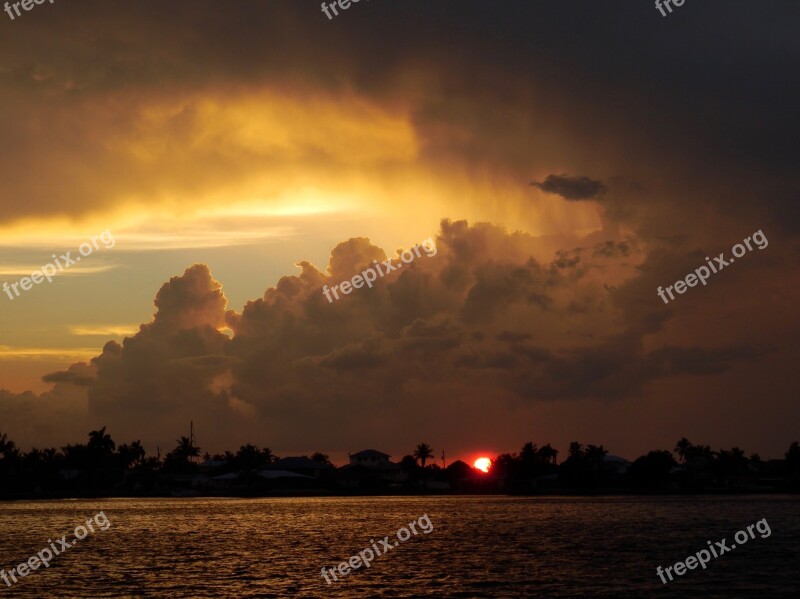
[0,0,797,238]
[531,174,607,201]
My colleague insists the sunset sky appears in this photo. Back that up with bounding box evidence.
[1,1,798,464]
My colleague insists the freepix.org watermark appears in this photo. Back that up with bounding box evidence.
[3,0,55,22]
[2,230,115,301]
[320,0,367,21]
[322,237,437,303]
[655,0,688,18]
[320,514,433,584]
[656,518,771,584]
[657,229,767,304]
[1,511,111,589]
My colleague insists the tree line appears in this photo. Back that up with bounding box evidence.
[1,430,798,497]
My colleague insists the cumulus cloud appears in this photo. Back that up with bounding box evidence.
[0,218,778,455]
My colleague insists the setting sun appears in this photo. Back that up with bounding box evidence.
[473,457,491,473]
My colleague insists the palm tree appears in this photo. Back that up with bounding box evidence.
[0,432,16,456]
[674,437,692,464]
[88,427,116,455]
[117,441,145,469]
[174,436,200,461]
[413,443,434,468]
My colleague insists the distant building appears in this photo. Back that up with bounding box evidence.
[338,449,407,487]
[349,449,391,466]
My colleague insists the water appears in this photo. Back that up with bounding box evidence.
[0,495,798,597]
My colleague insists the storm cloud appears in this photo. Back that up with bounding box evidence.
[1,217,783,457]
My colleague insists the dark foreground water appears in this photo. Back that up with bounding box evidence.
[0,495,798,597]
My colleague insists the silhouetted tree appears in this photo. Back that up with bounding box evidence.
[520,442,538,463]
[399,455,421,484]
[234,444,269,471]
[445,460,476,479]
[489,452,518,478]
[3,430,800,498]
[311,452,332,466]
[674,437,691,464]
[163,436,201,474]
[414,443,434,468]
[488,442,559,492]
[117,441,145,470]
[0,432,15,456]
[559,442,608,488]
[88,427,116,456]
[173,436,200,461]
[537,443,559,465]
[628,450,677,488]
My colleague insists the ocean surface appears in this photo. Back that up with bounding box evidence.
[0,495,798,597]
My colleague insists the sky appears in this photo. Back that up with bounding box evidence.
[0,0,798,465]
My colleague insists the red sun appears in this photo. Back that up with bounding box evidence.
[473,457,491,473]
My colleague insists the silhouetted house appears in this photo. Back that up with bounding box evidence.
[337,449,407,489]
[265,457,334,479]
[349,449,391,467]
[209,472,240,489]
